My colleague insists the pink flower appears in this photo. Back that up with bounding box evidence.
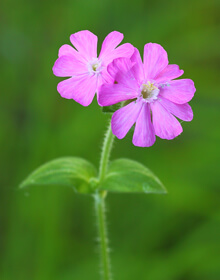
[52,30,134,106]
[98,44,196,147]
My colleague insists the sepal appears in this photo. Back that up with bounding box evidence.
[102,102,122,113]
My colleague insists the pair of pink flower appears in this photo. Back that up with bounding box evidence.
[53,30,196,147]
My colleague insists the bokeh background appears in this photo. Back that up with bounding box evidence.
[1,0,220,279]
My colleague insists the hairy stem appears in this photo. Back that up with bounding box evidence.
[98,121,115,183]
[95,120,115,280]
[94,192,112,280]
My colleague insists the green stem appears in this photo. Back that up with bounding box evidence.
[98,121,115,183]
[94,120,115,280]
[94,192,112,280]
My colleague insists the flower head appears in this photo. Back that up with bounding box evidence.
[98,43,196,147]
[52,30,134,106]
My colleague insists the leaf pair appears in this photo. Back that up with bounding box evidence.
[20,157,166,195]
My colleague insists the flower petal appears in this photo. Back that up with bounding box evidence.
[151,101,183,140]
[133,103,156,147]
[98,83,138,106]
[99,31,124,61]
[154,64,184,84]
[130,48,145,84]
[143,43,168,80]
[107,57,133,79]
[102,43,134,66]
[107,57,139,91]
[57,75,97,106]
[159,96,193,121]
[97,54,136,96]
[58,44,86,63]
[112,101,143,139]
[97,58,132,95]
[96,70,109,90]
[70,30,97,61]
[52,55,87,77]
[58,44,76,57]
[159,79,196,104]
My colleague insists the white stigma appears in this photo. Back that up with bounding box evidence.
[140,81,159,102]
[88,58,102,75]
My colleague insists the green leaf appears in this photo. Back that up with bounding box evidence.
[20,157,97,194]
[99,158,166,194]
[102,102,122,113]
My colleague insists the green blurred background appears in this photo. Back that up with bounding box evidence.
[1,0,220,279]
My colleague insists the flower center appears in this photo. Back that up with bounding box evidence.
[140,81,159,102]
[92,63,99,71]
[88,58,102,75]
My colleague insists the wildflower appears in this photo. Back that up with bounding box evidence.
[98,44,196,147]
[52,30,134,106]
